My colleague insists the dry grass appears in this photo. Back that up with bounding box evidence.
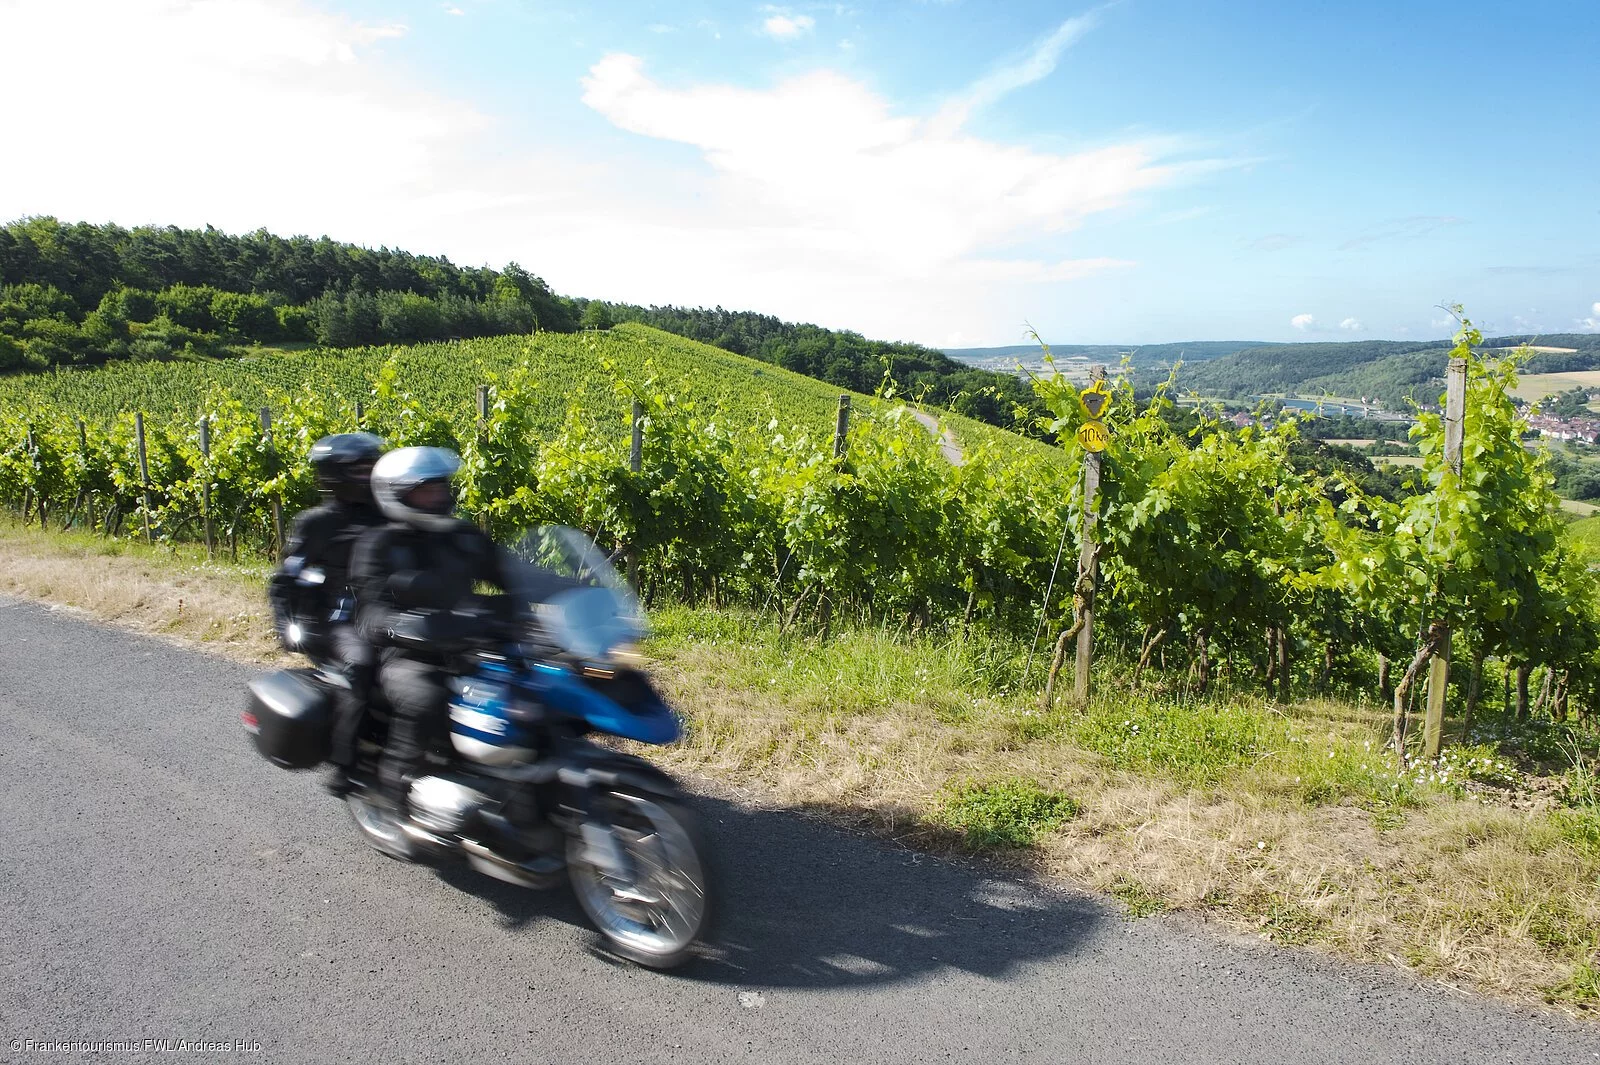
[1514,370,1600,404]
[3,518,1597,1017]
[0,519,284,664]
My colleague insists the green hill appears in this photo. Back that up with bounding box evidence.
[1,218,1044,435]
[0,322,1044,460]
[1179,333,1600,409]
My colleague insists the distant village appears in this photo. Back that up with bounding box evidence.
[1525,411,1600,445]
[1215,392,1600,448]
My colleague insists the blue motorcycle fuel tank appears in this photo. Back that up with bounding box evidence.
[448,660,537,766]
[523,662,681,745]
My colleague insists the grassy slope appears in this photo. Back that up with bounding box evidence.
[1,515,1596,1015]
[0,323,1053,462]
[1568,515,1600,542]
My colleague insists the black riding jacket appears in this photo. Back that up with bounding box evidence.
[349,519,513,661]
[267,499,386,633]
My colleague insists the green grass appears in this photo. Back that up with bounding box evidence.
[647,604,1025,718]
[931,779,1080,849]
[1568,515,1600,547]
[1067,696,1279,785]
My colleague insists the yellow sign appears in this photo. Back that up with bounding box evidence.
[1076,420,1109,453]
[1080,379,1112,420]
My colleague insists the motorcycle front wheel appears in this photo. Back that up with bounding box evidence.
[566,787,713,969]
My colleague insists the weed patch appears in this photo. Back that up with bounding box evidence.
[931,779,1079,849]
[1109,876,1165,918]
[1546,961,1600,1011]
[1260,895,1324,946]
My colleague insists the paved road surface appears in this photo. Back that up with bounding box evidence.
[2,597,1597,1064]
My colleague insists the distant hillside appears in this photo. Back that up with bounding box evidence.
[947,340,1270,369]
[1179,333,1600,409]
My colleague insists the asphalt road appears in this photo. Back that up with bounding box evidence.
[2,597,1597,1065]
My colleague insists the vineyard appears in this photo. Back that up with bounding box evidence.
[1,315,1598,762]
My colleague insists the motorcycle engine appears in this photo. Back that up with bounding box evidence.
[407,774,490,835]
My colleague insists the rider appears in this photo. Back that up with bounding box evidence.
[267,432,387,794]
[350,446,517,815]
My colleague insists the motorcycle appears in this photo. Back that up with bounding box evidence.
[244,526,713,969]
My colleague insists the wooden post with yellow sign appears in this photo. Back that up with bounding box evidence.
[1073,367,1110,705]
[1422,356,1468,761]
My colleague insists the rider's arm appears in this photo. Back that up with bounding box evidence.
[269,506,337,623]
[348,525,400,647]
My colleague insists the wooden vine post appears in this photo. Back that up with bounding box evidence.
[1073,366,1108,705]
[1042,366,1111,710]
[626,399,645,590]
[198,416,214,559]
[833,394,851,459]
[22,427,37,526]
[1422,356,1468,762]
[260,407,283,556]
[134,412,153,544]
[476,384,491,531]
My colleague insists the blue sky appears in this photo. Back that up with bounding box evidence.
[2,0,1596,345]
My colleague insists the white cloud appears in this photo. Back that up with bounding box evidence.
[0,2,1221,344]
[443,4,465,15]
[1291,314,1317,331]
[1339,317,1363,331]
[0,0,487,245]
[762,13,815,39]
[931,13,1096,135]
[1581,301,1600,332]
[580,54,1204,282]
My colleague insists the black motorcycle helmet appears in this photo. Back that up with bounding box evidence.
[309,432,385,505]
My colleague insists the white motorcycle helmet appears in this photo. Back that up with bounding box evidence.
[370,446,462,532]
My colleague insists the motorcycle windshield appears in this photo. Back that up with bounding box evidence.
[505,526,644,660]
